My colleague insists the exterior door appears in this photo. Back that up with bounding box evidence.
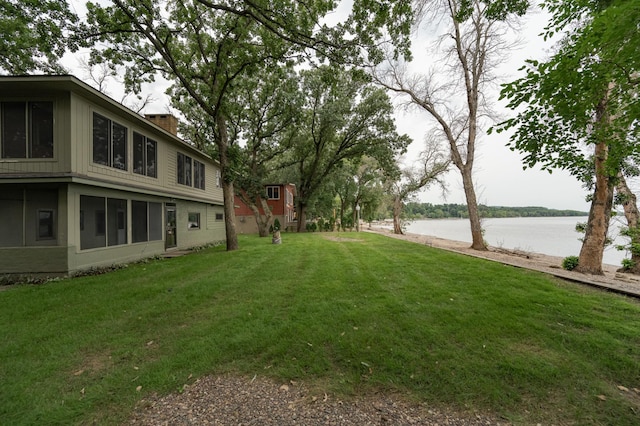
[165,204,177,249]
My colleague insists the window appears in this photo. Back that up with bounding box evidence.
[149,202,163,241]
[80,196,129,249]
[95,210,106,236]
[177,152,205,190]
[185,156,192,186]
[266,186,280,200]
[188,212,200,229]
[107,198,127,246]
[80,195,106,250]
[216,170,221,188]
[1,101,53,158]
[132,200,163,243]
[1,189,58,247]
[133,132,157,177]
[37,210,54,240]
[131,200,148,243]
[194,160,205,189]
[215,213,224,221]
[92,113,127,170]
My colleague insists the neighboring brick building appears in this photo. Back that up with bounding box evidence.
[234,184,296,233]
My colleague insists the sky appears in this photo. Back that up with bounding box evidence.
[64,1,594,212]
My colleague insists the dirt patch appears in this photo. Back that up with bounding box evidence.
[324,236,364,243]
[71,351,112,378]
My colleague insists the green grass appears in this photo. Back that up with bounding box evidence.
[1,232,639,425]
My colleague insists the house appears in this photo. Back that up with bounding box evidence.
[0,75,226,277]
[234,184,296,233]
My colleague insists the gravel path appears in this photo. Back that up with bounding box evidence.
[128,375,507,425]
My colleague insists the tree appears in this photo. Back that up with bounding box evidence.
[83,0,323,250]
[231,69,302,237]
[332,162,359,231]
[0,0,78,74]
[287,65,411,232]
[387,139,450,234]
[372,0,526,250]
[494,0,640,274]
[351,156,388,231]
[328,156,386,232]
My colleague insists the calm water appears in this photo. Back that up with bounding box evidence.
[401,217,626,267]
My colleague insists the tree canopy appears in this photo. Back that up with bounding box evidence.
[285,65,411,231]
[495,0,640,180]
[0,0,78,74]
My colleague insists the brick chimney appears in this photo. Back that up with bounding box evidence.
[145,114,178,136]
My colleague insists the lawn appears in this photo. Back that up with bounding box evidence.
[1,232,639,425]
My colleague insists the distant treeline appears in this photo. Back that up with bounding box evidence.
[404,203,588,219]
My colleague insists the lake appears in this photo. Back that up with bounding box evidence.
[398,217,627,267]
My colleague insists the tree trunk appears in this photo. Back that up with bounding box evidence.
[216,113,238,251]
[616,173,640,273]
[222,179,239,250]
[249,198,273,238]
[575,87,617,275]
[392,196,403,234]
[296,201,307,232]
[575,140,612,275]
[461,169,486,250]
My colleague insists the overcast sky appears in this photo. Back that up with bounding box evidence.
[65,1,594,212]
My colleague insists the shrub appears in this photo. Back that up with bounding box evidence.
[562,256,579,271]
[621,258,635,271]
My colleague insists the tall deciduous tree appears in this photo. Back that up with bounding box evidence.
[231,69,302,237]
[495,0,640,274]
[372,0,526,250]
[289,65,411,232]
[351,156,388,231]
[329,157,386,231]
[0,0,78,74]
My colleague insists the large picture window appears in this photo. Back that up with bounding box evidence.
[1,101,53,159]
[132,200,163,243]
[131,200,148,243]
[133,132,157,178]
[177,152,205,189]
[92,113,127,170]
[80,196,128,249]
[1,189,58,247]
